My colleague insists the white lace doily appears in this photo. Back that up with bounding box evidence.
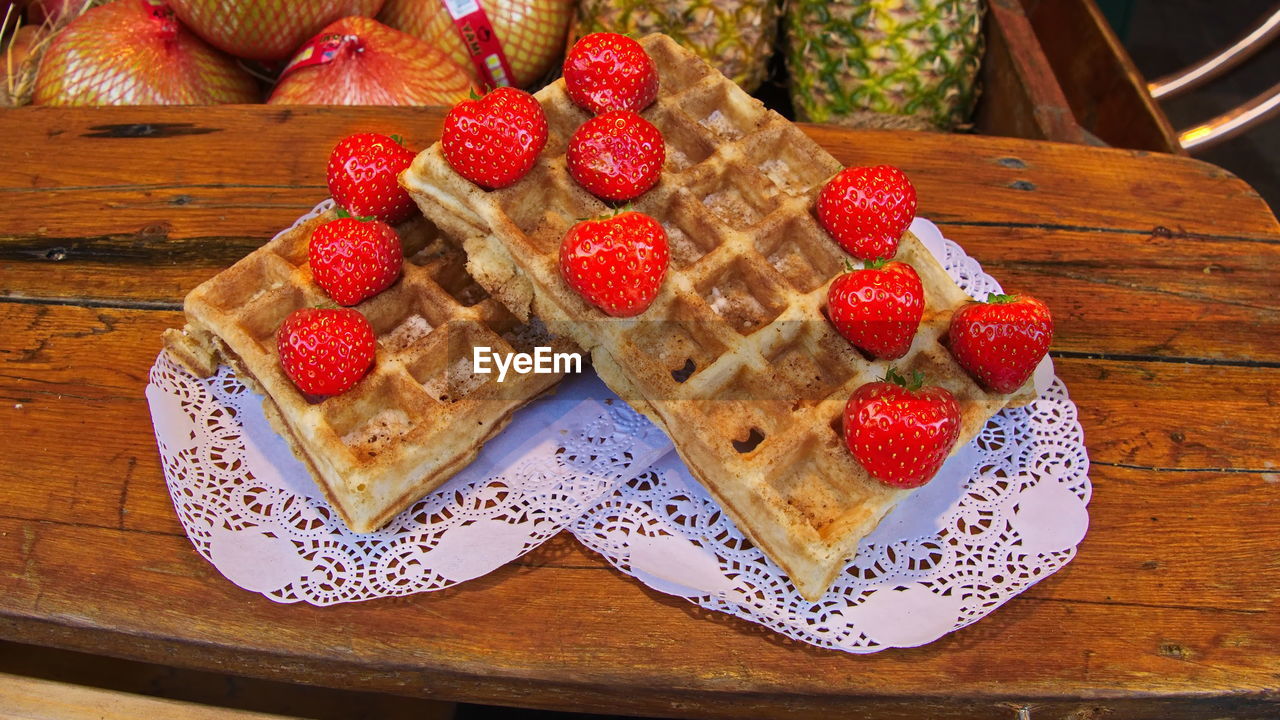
[568,217,1091,653]
[147,358,671,605]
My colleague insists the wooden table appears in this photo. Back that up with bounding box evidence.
[2,106,1278,720]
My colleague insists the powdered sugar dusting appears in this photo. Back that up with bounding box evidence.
[702,189,759,227]
[382,315,434,353]
[701,109,739,137]
[343,408,411,454]
[423,355,486,403]
[760,158,798,195]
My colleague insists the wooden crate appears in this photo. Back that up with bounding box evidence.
[5,0,1175,155]
[976,0,1095,144]
[978,0,1182,153]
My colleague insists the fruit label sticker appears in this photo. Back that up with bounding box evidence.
[439,0,515,89]
[280,33,360,78]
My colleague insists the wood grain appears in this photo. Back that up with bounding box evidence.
[0,672,309,720]
[978,0,1092,145]
[0,641,457,720]
[1021,0,1184,154]
[0,105,1278,719]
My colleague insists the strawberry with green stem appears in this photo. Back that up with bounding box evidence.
[949,293,1054,393]
[817,165,917,260]
[277,307,376,396]
[327,132,418,224]
[843,368,961,488]
[308,211,403,306]
[827,257,924,359]
[441,86,547,189]
[560,209,669,317]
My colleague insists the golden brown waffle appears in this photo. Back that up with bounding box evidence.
[401,34,1032,599]
[163,207,567,533]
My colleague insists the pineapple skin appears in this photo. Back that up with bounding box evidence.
[786,0,984,130]
[569,0,780,92]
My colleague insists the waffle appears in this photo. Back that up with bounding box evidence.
[163,207,568,533]
[401,34,1033,599]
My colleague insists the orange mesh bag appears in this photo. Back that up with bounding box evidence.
[168,0,385,62]
[33,0,258,106]
[379,0,572,89]
[268,16,473,106]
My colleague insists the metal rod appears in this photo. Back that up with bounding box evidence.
[1149,7,1280,100]
[1179,81,1280,151]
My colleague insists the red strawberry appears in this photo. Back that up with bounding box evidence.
[327,133,418,224]
[567,110,665,202]
[827,259,924,360]
[843,369,961,488]
[560,211,669,317]
[308,215,404,306]
[277,308,376,396]
[948,293,1054,394]
[563,32,658,115]
[817,165,918,260]
[441,86,548,190]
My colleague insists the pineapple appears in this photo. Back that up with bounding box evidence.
[786,0,984,131]
[569,0,780,92]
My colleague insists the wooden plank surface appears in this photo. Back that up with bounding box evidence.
[0,641,457,720]
[1,105,1278,719]
[0,672,308,720]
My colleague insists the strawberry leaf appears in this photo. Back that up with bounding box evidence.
[884,367,925,391]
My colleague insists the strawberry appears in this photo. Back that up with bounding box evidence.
[827,259,924,360]
[567,110,665,202]
[563,32,658,115]
[441,86,547,190]
[948,293,1054,394]
[816,165,918,260]
[308,214,404,306]
[327,133,418,224]
[843,369,961,489]
[560,210,669,317]
[277,308,376,396]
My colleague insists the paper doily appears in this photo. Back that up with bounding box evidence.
[567,218,1091,653]
[146,356,671,605]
